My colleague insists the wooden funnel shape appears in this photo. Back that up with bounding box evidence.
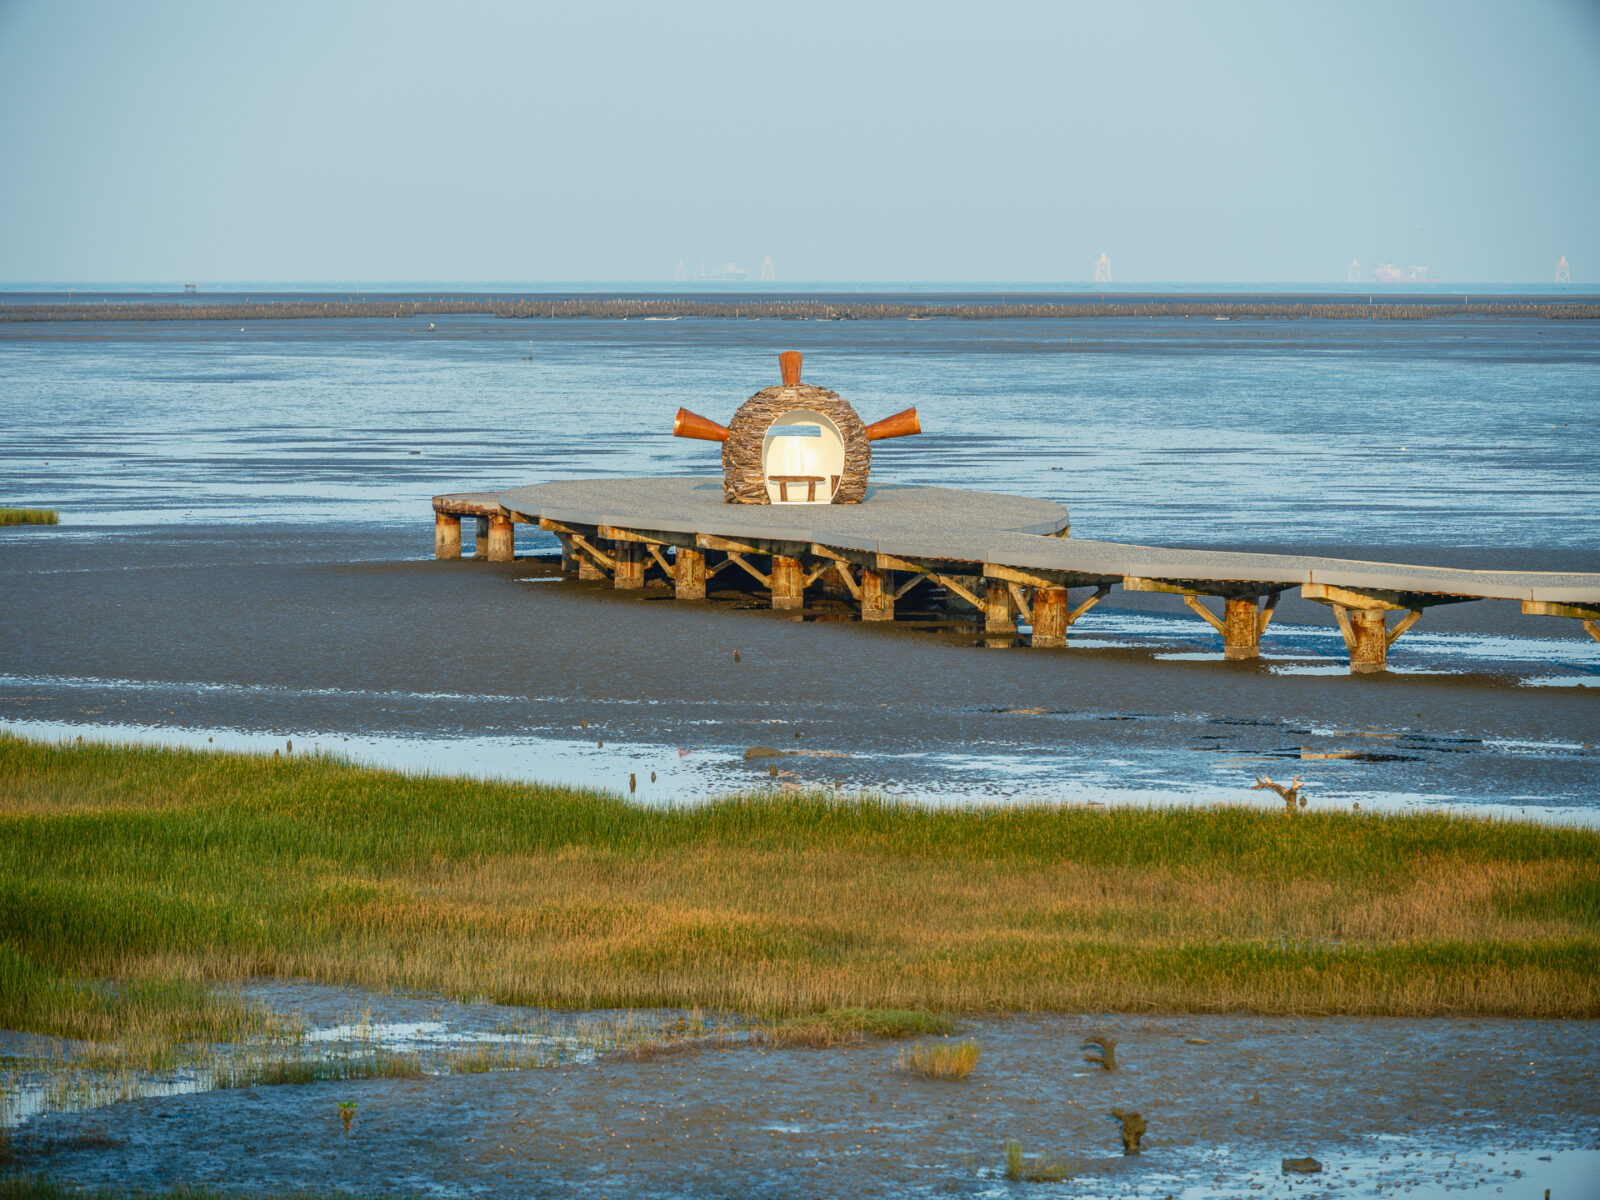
[673,407,731,442]
[779,350,802,385]
[863,407,921,442]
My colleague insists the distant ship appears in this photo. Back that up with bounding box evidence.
[1374,263,1432,283]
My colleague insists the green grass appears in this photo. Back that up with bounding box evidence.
[1004,1139,1073,1182]
[2,733,1598,1037]
[0,510,57,527]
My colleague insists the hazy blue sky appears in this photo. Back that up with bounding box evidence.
[2,0,1596,284]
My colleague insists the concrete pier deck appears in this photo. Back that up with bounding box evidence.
[433,478,1600,672]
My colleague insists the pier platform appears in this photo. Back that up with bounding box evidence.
[433,478,1600,673]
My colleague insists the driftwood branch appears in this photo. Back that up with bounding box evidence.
[1252,773,1308,812]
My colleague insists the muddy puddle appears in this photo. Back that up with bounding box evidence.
[5,983,1597,1198]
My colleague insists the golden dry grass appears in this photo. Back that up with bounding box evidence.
[900,1039,980,1080]
[2,734,1597,1039]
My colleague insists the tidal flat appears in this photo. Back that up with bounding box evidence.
[3,307,1598,1195]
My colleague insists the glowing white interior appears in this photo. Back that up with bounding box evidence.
[762,410,845,504]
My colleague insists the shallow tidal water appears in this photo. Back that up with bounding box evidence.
[5,982,1598,1199]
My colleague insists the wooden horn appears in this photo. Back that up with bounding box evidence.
[672,407,731,442]
[863,407,921,441]
[779,350,802,385]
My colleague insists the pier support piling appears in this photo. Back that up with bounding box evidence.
[674,548,706,600]
[1223,596,1262,660]
[770,555,805,610]
[984,581,1016,645]
[472,516,490,560]
[612,541,645,589]
[434,512,461,560]
[486,514,515,562]
[861,567,895,621]
[1031,587,1069,647]
[1337,606,1391,673]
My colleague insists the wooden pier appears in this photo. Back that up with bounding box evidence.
[433,478,1600,674]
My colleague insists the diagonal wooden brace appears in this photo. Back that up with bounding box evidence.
[1386,609,1424,647]
[1182,594,1226,634]
[1068,584,1111,625]
[724,552,771,588]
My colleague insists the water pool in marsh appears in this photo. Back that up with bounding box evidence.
[5,984,1597,1198]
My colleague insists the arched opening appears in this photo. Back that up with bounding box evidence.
[761,409,846,504]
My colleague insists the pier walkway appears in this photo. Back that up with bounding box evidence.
[434,478,1600,673]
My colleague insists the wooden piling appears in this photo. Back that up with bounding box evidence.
[555,532,577,574]
[472,516,490,560]
[612,541,644,589]
[861,566,895,621]
[1343,606,1390,673]
[1031,587,1069,647]
[675,547,706,600]
[486,514,515,562]
[984,580,1016,642]
[1223,596,1261,660]
[434,512,461,560]
[771,554,805,610]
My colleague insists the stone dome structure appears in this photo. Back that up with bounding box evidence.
[672,351,920,506]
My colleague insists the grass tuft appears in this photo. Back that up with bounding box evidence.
[1003,1139,1074,1182]
[900,1039,980,1080]
[0,509,58,526]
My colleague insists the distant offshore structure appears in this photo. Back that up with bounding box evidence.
[1556,256,1571,285]
[1347,258,1361,283]
[760,256,776,283]
[1093,253,1112,284]
[1374,262,1432,284]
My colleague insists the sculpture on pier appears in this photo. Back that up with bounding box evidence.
[672,351,920,504]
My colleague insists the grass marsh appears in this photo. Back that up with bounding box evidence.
[2,733,1598,1041]
[0,511,57,527]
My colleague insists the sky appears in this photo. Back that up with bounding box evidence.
[1,0,1597,284]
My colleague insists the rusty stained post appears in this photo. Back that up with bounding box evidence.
[577,548,605,581]
[770,554,804,610]
[674,547,706,600]
[860,566,895,621]
[611,541,644,589]
[1222,596,1262,660]
[984,580,1016,645]
[472,516,490,559]
[1346,607,1390,673]
[434,512,462,560]
[1030,587,1069,647]
[486,514,515,562]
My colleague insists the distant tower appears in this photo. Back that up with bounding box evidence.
[698,256,706,280]
[1347,258,1361,283]
[760,255,775,282]
[673,259,687,283]
[1555,256,1571,285]
[1093,252,1112,284]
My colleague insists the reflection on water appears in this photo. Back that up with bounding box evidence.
[3,314,1598,549]
[5,718,1596,827]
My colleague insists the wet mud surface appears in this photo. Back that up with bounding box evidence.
[2,523,1596,817]
[7,984,1599,1198]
